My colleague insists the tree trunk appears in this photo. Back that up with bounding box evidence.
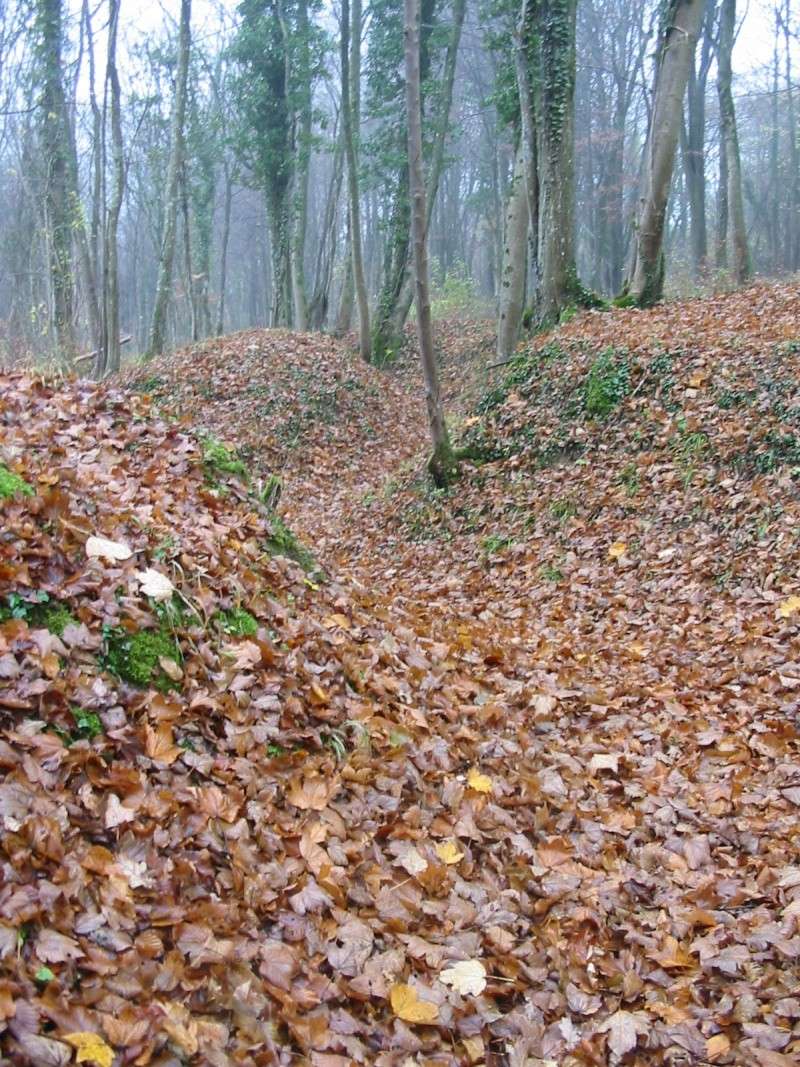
[716,0,749,283]
[625,0,705,306]
[372,0,435,364]
[216,163,233,336]
[682,2,713,279]
[289,0,311,330]
[96,0,124,376]
[528,0,587,325]
[392,0,467,338]
[404,0,456,486]
[496,144,529,360]
[340,0,371,359]
[146,0,191,358]
[37,0,75,358]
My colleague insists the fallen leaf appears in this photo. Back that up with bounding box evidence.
[439,959,487,996]
[105,794,136,829]
[85,536,132,562]
[435,840,464,865]
[706,1033,731,1062]
[397,845,428,876]
[135,567,175,601]
[63,1032,115,1067]
[608,541,627,559]
[589,752,619,774]
[390,983,440,1024]
[779,595,800,618]
[466,767,492,793]
[602,1010,640,1057]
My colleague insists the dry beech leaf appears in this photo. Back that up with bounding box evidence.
[466,767,492,793]
[105,794,136,829]
[85,535,132,562]
[439,959,487,996]
[435,840,464,865]
[135,567,175,601]
[286,774,338,811]
[608,541,627,559]
[397,845,428,876]
[589,752,619,774]
[145,723,182,765]
[63,1032,115,1067]
[390,983,439,1025]
[706,1034,731,1062]
[778,595,800,618]
[601,1010,641,1057]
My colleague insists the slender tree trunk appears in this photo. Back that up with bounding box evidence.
[782,0,800,270]
[496,144,529,360]
[404,0,456,486]
[290,0,311,329]
[146,0,191,358]
[682,4,713,279]
[770,18,780,272]
[216,162,232,336]
[625,0,705,306]
[716,0,749,283]
[37,0,75,358]
[340,0,371,359]
[309,117,345,330]
[96,0,124,376]
[392,0,467,337]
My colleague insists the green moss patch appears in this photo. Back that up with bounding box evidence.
[201,435,250,485]
[104,626,182,691]
[215,607,259,637]
[0,463,34,500]
[265,515,318,573]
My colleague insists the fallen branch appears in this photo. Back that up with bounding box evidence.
[74,335,132,365]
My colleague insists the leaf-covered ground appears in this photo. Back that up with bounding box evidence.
[2,283,800,1066]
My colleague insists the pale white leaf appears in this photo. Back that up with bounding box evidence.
[439,959,487,996]
[85,535,133,562]
[136,568,175,601]
[397,845,428,877]
[589,752,619,774]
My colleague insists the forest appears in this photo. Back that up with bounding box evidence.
[2,0,800,1065]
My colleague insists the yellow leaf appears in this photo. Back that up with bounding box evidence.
[608,541,627,559]
[467,768,492,793]
[779,595,800,618]
[435,841,464,865]
[390,983,440,1024]
[63,1032,115,1067]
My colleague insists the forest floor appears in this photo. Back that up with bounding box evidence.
[2,282,800,1066]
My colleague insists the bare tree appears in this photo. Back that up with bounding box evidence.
[404,0,456,485]
[625,0,705,305]
[340,0,370,360]
[716,0,750,282]
[146,0,191,358]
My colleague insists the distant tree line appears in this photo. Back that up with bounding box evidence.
[0,0,797,369]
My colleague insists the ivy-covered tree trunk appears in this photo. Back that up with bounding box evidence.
[37,0,75,358]
[371,0,436,364]
[496,144,529,360]
[716,0,749,283]
[146,0,191,357]
[531,0,582,326]
[624,0,705,306]
[404,0,456,486]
